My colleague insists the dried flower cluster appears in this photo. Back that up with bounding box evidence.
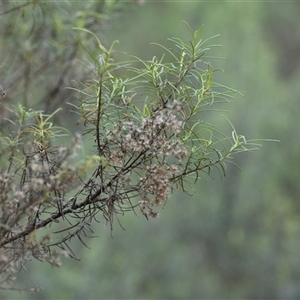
[0,133,83,289]
[109,101,187,217]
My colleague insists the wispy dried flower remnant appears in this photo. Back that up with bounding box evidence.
[95,100,187,218]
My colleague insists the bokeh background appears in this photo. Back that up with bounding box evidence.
[1,1,300,299]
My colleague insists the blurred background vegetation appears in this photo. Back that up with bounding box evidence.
[1,1,300,299]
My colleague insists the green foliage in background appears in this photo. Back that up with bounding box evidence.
[1,1,298,299]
